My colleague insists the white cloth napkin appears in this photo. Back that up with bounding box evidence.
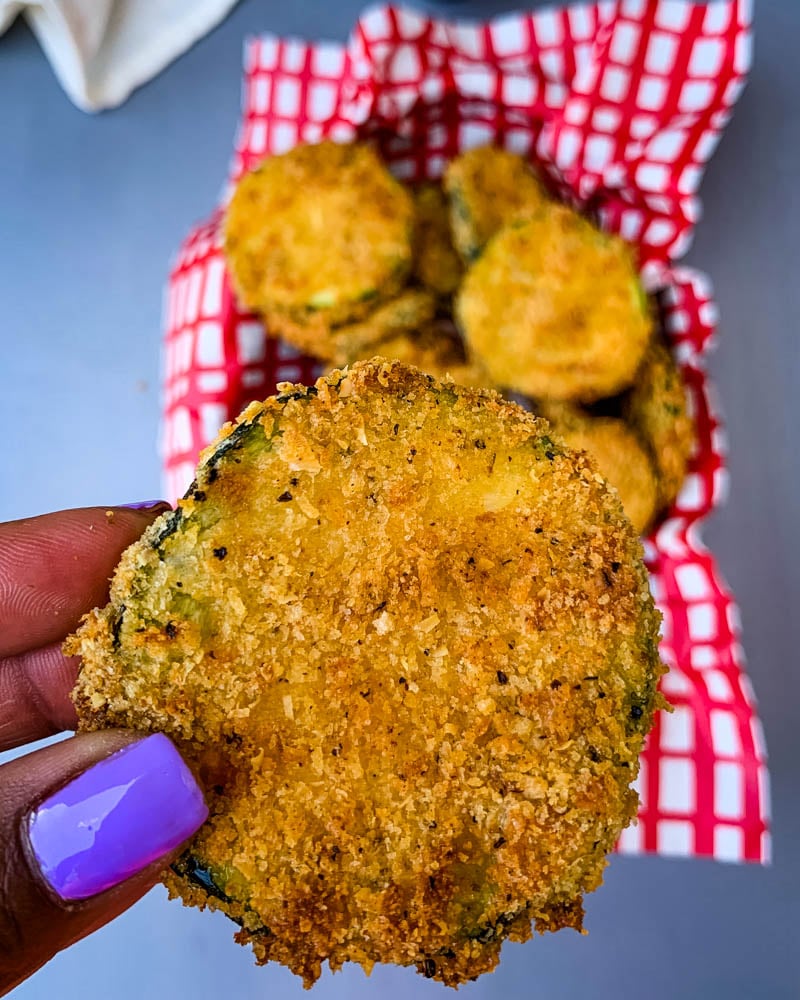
[0,0,238,111]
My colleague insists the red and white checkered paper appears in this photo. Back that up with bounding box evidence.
[162,0,769,863]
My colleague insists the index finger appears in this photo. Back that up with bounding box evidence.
[0,505,169,660]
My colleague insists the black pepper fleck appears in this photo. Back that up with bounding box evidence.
[111,605,126,648]
[496,670,508,685]
[213,546,227,560]
[165,622,178,638]
[277,491,293,502]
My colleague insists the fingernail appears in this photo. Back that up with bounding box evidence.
[119,500,171,511]
[27,734,208,901]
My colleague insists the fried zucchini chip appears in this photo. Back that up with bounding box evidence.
[444,146,549,263]
[411,183,464,296]
[456,205,653,401]
[69,360,663,989]
[539,402,659,535]
[267,288,437,365]
[225,141,414,324]
[352,318,492,389]
[625,339,694,510]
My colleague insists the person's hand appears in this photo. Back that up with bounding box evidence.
[0,506,208,996]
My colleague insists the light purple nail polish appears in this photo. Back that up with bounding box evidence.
[27,734,208,901]
[119,500,171,511]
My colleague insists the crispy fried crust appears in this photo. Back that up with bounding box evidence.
[267,289,438,366]
[225,142,414,324]
[68,360,663,989]
[443,146,549,263]
[411,183,464,296]
[624,340,694,510]
[456,206,653,401]
[355,318,492,390]
[538,402,659,536]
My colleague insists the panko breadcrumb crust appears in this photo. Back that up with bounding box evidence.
[456,205,653,402]
[224,141,414,325]
[443,146,549,263]
[68,360,664,989]
[625,339,694,510]
[344,318,492,390]
[268,288,438,367]
[411,182,464,296]
[538,401,659,536]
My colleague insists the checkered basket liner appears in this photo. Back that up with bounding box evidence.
[162,0,768,863]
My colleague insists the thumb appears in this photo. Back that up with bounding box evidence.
[0,731,208,995]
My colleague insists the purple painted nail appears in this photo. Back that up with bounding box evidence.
[119,500,171,511]
[27,734,208,901]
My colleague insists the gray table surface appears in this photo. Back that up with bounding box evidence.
[1,2,798,998]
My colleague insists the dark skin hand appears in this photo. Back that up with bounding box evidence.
[0,506,207,996]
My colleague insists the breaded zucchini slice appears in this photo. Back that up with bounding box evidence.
[539,401,659,536]
[225,141,414,325]
[456,205,653,401]
[624,339,694,510]
[352,318,492,389]
[411,182,464,296]
[69,360,663,989]
[267,288,437,366]
[443,146,549,263]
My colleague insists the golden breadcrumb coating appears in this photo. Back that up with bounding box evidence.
[624,339,694,510]
[68,360,663,989]
[337,317,490,389]
[456,205,653,401]
[444,146,549,263]
[411,183,464,296]
[225,141,414,325]
[538,402,659,536]
[267,289,437,366]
